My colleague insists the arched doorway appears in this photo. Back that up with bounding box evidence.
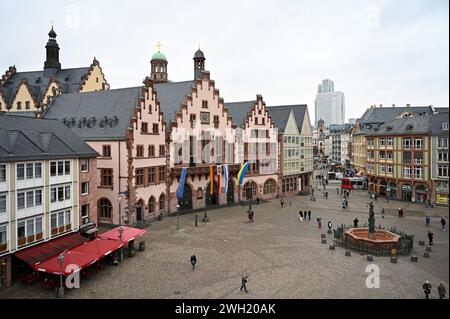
[242,181,257,200]
[401,184,412,202]
[136,199,144,221]
[263,179,277,196]
[387,182,397,199]
[227,179,235,204]
[415,185,427,203]
[98,198,112,220]
[205,181,219,206]
[179,184,192,210]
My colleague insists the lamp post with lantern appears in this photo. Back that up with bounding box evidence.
[56,254,65,299]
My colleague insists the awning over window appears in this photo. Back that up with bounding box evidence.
[14,233,89,267]
[99,226,147,244]
[35,238,123,276]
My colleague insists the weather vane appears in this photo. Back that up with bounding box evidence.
[156,41,161,52]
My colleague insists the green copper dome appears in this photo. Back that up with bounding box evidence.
[151,51,167,61]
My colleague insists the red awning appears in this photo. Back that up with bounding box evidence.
[99,226,147,244]
[14,233,89,267]
[35,238,123,276]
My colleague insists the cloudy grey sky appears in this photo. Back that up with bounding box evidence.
[1,0,448,122]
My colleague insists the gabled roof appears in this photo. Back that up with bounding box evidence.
[154,81,195,125]
[267,104,308,131]
[0,114,98,161]
[264,107,292,132]
[0,67,90,106]
[42,87,142,140]
[224,101,255,128]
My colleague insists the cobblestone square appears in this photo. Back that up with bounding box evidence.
[1,183,448,299]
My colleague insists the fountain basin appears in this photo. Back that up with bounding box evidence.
[344,228,400,255]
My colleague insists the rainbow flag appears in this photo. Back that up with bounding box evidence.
[237,162,249,186]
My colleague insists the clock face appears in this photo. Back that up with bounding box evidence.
[200,112,210,124]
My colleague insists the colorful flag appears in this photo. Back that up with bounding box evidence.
[217,165,222,193]
[224,164,229,194]
[210,165,214,194]
[237,162,249,185]
[176,167,188,199]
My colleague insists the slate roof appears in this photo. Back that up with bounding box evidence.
[431,112,450,135]
[267,105,308,132]
[367,114,432,136]
[224,101,255,128]
[354,106,434,135]
[154,81,195,126]
[0,67,90,106]
[265,107,291,133]
[42,86,142,140]
[0,114,98,162]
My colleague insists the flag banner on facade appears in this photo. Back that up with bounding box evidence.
[224,164,229,194]
[176,167,188,199]
[210,165,214,194]
[237,162,249,186]
[217,165,222,193]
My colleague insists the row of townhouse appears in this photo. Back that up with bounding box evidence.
[350,105,449,205]
[0,115,97,287]
[1,28,314,230]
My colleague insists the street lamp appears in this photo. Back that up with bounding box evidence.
[176,204,180,230]
[56,254,65,299]
[118,226,124,261]
[118,194,122,226]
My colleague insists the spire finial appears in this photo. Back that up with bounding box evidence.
[156,41,162,52]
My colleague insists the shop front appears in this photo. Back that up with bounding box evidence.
[401,184,413,202]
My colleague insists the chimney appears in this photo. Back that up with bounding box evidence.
[392,104,395,107]
[406,104,410,107]
[379,104,382,108]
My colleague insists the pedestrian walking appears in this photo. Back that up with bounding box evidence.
[190,255,197,270]
[256,196,260,207]
[336,187,339,194]
[423,280,432,299]
[425,215,431,227]
[428,230,434,246]
[280,199,284,208]
[437,283,447,299]
[194,214,198,227]
[308,210,311,220]
[289,199,292,207]
[327,221,333,230]
[298,210,303,222]
[317,217,322,229]
[325,191,328,199]
[381,208,385,219]
[441,217,447,231]
[240,275,248,293]
[374,193,378,201]
[353,218,359,228]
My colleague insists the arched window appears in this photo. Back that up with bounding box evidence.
[148,196,155,213]
[99,198,112,219]
[264,179,276,195]
[159,194,165,211]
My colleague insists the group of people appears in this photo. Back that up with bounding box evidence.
[423,281,447,299]
[298,210,312,221]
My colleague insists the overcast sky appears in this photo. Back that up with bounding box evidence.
[1,0,448,123]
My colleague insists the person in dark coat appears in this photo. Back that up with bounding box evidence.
[280,199,284,208]
[308,210,311,220]
[437,283,447,299]
[325,191,328,199]
[298,210,303,221]
[353,218,359,228]
[327,221,333,230]
[256,197,261,206]
[423,281,432,299]
[194,214,198,227]
[190,255,197,270]
[425,215,430,227]
[428,230,434,246]
[441,217,447,231]
[240,275,248,293]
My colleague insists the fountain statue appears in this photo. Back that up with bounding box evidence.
[368,202,375,234]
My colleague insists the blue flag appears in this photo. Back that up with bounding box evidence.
[224,164,229,194]
[176,167,188,199]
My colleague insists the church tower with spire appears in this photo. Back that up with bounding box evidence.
[44,26,61,70]
[150,42,168,83]
[193,48,205,79]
